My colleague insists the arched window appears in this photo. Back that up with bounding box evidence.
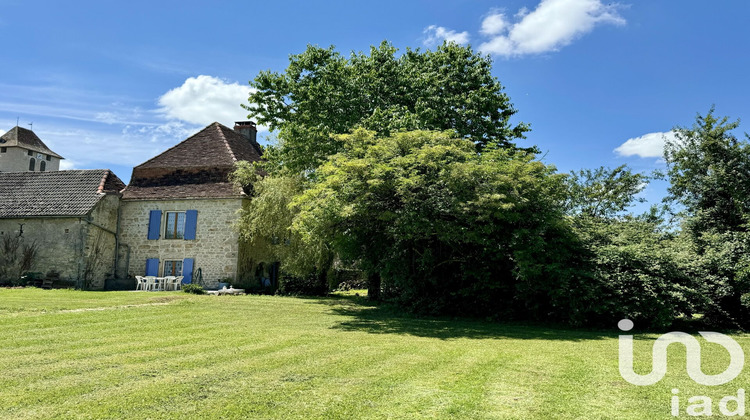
[28,158,35,171]
[40,161,46,171]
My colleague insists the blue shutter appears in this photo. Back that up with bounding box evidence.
[182,258,194,284]
[184,210,198,240]
[147,210,162,240]
[145,258,159,276]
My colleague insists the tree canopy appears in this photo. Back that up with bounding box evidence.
[235,42,750,329]
[665,107,750,237]
[244,41,530,172]
[291,129,573,317]
[564,165,648,219]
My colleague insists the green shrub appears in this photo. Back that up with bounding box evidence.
[277,271,328,296]
[182,284,205,295]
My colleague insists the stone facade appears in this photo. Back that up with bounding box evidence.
[119,197,246,289]
[0,122,262,290]
[85,194,120,288]
[0,146,61,172]
[0,126,63,172]
[0,194,119,289]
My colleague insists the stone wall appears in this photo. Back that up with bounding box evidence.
[119,198,245,289]
[0,146,61,172]
[0,217,84,282]
[84,194,120,289]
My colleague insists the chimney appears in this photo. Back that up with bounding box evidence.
[234,121,257,143]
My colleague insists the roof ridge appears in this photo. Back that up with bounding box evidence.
[134,122,238,169]
[2,169,108,175]
[96,170,109,194]
[217,123,238,162]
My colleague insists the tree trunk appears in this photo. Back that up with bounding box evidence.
[367,272,381,301]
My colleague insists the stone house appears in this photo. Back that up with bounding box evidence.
[0,122,261,289]
[0,126,64,172]
[0,170,125,288]
[118,121,262,288]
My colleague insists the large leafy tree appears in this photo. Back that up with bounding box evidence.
[291,130,578,318]
[665,107,750,237]
[243,41,530,172]
[561,164,697,327]
[235,41,531,292]
[664,108,750,327]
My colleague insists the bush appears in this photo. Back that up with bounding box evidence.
[330,268,367,291]
[0,235,39,286]
[277,271,328,296]
[182,284,205,295]
[569,217,700,329]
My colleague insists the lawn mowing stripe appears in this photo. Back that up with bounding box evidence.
[6,335,372,419]
[4,290,748,419]
[0,320,326,397]
[0,324,346,414]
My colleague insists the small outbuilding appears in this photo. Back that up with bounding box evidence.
[0,170,124,288]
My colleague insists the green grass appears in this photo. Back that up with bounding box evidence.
[0,288,747,419]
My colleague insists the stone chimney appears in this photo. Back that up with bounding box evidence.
[234,121,257,144]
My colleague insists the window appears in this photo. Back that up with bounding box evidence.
[164,211,186,239]
[27,150,33,156]
[40,161,46,171]
[28,158,35,171]
[163,260,183,277]
[46,155,51,161]
[0,147,6,153]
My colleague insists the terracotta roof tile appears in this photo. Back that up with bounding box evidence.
[122,122,262,200]
[134,122,261,169]
[0,170,124,218]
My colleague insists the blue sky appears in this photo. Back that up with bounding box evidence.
[2,0,749,208]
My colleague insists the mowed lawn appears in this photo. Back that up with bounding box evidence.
[0,289,747,419]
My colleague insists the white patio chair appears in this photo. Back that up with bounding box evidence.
[135,276,147,291]
[164,276,177,291]
[144,276,158,291]
[173,276,184,291]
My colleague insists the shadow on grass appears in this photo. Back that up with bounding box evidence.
[300,294,617,342]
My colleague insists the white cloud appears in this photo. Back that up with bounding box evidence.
[157,75,252,127]
[478,0,625,57]
[59,159,77,170]
[480,11,508,36]
[423,25,470,47]
[2,74,265,176]
[0,129,5,136]
[614,131,678,158]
